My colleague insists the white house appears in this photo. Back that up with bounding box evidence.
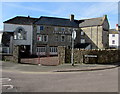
[109,24,120,49]
[3,16,38,55]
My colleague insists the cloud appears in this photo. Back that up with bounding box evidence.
[3,3,57,16]
[80,2,118,18]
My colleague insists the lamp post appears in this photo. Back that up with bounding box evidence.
[71,29,76,66]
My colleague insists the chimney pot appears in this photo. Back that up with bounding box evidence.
[70,14,74,21]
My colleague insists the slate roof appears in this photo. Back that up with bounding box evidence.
[3,15,106,28]
[109,29,119,34]
[79,17,104,28]
[3,16,38,25]
[34,16,79,28]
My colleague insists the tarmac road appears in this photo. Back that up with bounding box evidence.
[2,66,119,92]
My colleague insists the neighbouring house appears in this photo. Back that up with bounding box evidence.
[3,14,109,56]
[0,31,13,54]
[77,15,109,49]
[109,24,120,49]
[3,16,38,56]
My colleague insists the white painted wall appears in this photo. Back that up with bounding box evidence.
[4,23,33,53]
[109,33,120,48]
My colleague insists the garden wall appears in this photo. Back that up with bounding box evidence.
[58,46,120,64]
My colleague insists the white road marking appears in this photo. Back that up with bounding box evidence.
[2,85,14,89]
[0,78,11,82]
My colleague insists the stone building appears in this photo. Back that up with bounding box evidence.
[3,14,109,56]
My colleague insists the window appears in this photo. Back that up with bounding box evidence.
[112,34,115,37]
[50,47,58,55]
[55,27,58,31]
[36,47,46,55]
[61,28,65,31]
[112,40,115,44]
[81,31,84,35]
[55,35,59,42]
[43,35,48,42]
[61,35,65,42]
[14,28,26,40]
[81,39,85,43]
[40,26,44,30]
[37,35,42,41]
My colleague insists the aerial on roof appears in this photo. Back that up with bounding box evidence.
[3,15,107,27]
[3,16,38,25]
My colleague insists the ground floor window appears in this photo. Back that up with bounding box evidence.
[50,46,58,55]
[36,46,46,55]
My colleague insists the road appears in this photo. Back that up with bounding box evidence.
[2,67,119,92]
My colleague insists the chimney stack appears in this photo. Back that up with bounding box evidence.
[70,14,74,21]
[116,24,118,30]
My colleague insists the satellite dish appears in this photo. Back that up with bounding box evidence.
[72,30,76,40]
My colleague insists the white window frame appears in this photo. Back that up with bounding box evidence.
[36,47,46,55]
[37,35,42,41]
[50,47,58,55]
[112,34,115,37]
[112,40,115,44]
[81,31,84,35]
[43,35,48,42]
[14,28,27,40]
[81,39,85,43]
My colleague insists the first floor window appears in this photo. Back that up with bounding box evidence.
[14,28,26,40]
[81,39,85,43]
[61,35,65,42]
[112,34,115,37]
[37,35,42,41]
[43,35,48,42]
[112,40,115,44]
[40,26,44,31]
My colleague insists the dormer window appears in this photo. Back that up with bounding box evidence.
[14,27,26,40]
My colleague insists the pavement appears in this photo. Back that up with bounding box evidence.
[1,61,120,73]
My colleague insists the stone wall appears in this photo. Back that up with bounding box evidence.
[58,46,66,64]
[2,45,21,63]
[58,46,120,64]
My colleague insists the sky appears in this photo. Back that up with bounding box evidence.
[0,1,119,31]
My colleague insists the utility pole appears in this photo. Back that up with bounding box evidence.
[71,29,76,66]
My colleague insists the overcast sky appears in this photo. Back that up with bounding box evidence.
[0,1,119,30]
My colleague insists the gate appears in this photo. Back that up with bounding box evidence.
[21,56,59,66]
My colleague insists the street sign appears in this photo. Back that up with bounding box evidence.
[72,30,76,40]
